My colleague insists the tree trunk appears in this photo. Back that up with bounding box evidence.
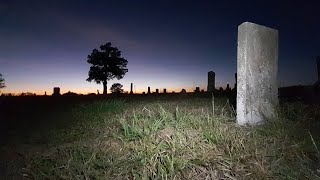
[103,81,107,95]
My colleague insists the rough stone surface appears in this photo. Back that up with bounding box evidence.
[237,22,279,125]
[207,71,215,92]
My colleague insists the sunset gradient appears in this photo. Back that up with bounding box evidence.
[0,1,319,95]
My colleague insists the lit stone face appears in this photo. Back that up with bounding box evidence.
[237,22,279,125]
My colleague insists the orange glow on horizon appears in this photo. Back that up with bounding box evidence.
[1,86,205,96]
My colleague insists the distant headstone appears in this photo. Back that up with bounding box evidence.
[180,89,187,94]
[130,83,133,94]
[237,22,279,125]
[142,92,145,95]
[163,88,167,94]
[226,84,230,91]
[155,89,159,94]
[207,71,215,92]
[195,87,200,93]
[53,87,61,96]
[148,87,151,94]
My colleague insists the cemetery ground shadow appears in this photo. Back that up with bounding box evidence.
[0,95,319,179]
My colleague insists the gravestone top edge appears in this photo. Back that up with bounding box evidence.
[238,22,278,32]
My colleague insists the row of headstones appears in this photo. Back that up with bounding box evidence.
[129,84,234,95]
[129,84,167,94]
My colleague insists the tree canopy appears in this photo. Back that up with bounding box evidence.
[110,83,124,94]
[0,73,5,89]
[86,42,128,95]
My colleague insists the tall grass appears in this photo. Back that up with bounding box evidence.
[19,97,320,179]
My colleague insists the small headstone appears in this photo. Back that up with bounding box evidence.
[53,87,61,96]
[195,87,200,93]
[155,89,159,94]
[226,84,230,91]
[130,83,133,94]
[163,88,167,94]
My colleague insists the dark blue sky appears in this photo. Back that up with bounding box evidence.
[0,0,319,94]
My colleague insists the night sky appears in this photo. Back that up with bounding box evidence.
[0,0,319,95]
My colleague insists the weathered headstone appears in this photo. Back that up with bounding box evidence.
[207,71,215,92]
[237,22,279,125]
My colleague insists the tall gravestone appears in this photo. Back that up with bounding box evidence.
[237,22,279,125]
[148,87,151,94]
[130,83,133,94]
[207,71,215,92]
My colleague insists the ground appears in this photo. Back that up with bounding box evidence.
[0,95,320,179]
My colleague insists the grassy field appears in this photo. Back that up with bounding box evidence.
[1,95,320,179]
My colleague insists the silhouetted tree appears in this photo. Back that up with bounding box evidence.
[0,73,5,89]
[110,83,124,94]
[86,42,128,95]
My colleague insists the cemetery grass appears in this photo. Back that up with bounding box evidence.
[1,96,320,179]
